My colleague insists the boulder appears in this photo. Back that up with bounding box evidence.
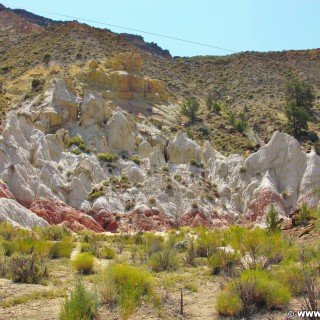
[138,141,153,158]
[52,80,80,122]
[149,145,166,168]
[126,166,145,183]
[81,92,112,127]
[88,209,118,232]
[108,52,143,73]
[110,71,129,92]
[78,68,110,88]
[107,111,137,153]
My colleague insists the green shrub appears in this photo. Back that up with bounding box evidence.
[190,158,199,167]
[0,221,20,241]
[43,52,51,63]
[2,240,17,256]
[99,246,116,260]
[87,191,105,202]
[70,149,82,155]
[162,166,169,172]
[72,253,95,274]
[9,254,48,284]
[149,248,180,272]
[233,228,284,269]
[216,289,242,316]
[130,155,141,165]
[195,229,222,258]
[49,239,73,259]
[60,279,98,320]
[80,238,101,257]
[174,174,182,182]
[191,201,198,209]
[239,166,247,173]
[181,96,199,123]
[297,203,313,226]
[99,266,117,306]
[218,269,291,316]
[100,264,154,318]
[0,65,13,74]
[208,249,241,275]
[68,136,91,153]
[138,233,164,261]
[97,153,119,162]
[2,237,51,258]
[271,264,304,295]
[38,225,71,241]
[31,78,42,91]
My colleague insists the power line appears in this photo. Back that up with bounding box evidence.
[4,2,237,54]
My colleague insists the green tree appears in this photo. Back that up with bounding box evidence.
[284,100,309,138]
[266,203,281,232]
[181,97,200,123]
[285,78,315,110]
[43,52,51,64]
[284,79,315,138]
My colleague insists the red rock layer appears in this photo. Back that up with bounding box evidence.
[244,189,286,222]
[0,180,15,199]
[30,198,104,233]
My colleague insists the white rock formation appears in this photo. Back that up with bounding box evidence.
[1,77,319,230]
[0,198,48,229]
[167,132,203,164]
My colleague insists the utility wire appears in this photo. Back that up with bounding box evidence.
[4,2,237,54]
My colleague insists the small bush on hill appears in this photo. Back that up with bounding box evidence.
[97,153,119,162]
[130,155,141,165]
[68,136,91,153]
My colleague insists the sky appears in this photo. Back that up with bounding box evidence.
[2,0,320,57]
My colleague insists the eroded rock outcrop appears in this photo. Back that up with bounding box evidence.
[1,57,319,232]
[167,133,203,164]
[79,53,168,102]
[30,198,104,232]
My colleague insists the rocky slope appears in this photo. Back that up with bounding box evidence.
[0,5,43,34]
[0,53,319,232]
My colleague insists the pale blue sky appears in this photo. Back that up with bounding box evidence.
[2,0,320,57]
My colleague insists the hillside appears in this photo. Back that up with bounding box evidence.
[0,7,320,155]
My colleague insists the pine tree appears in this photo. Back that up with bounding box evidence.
[266,203,281,232]
[284,79,315,138]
